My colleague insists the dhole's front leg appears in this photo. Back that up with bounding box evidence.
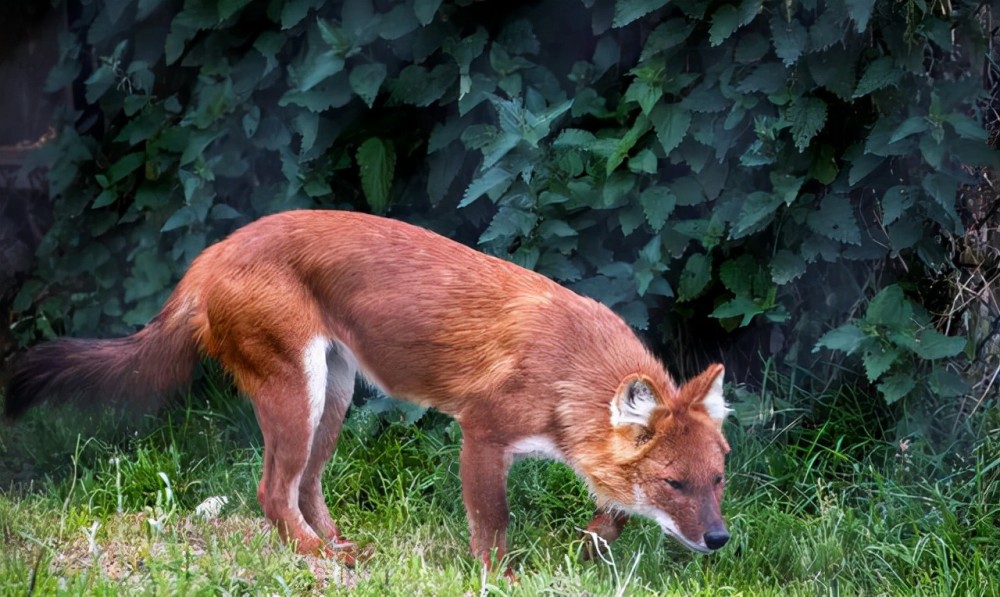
[581,509,629,560]
[459,434,512,575]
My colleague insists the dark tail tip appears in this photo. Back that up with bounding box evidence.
[4,349,54,420]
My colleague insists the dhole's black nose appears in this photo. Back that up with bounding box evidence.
[704,530,730,550]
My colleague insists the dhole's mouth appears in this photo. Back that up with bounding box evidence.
[662,529,711,553]
[629,504,714,554]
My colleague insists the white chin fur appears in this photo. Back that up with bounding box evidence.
[626,486,710,553]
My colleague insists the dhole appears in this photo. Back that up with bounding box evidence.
[5,210,731,570]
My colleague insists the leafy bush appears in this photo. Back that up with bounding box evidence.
[13,0,999,438]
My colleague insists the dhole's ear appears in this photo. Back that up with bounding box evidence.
[610,378,661,428]
[695,364,729,427]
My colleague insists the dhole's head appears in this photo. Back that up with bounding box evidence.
[603,364,730,553]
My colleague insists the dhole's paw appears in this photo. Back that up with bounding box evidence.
[579,534,612,562]
[320,537,358,568]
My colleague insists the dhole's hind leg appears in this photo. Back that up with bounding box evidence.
[251,374,328,555]
[298,344,357,562]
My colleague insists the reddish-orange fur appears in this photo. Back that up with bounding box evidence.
[6,210,731,569]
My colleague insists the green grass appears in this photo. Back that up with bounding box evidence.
[1,382,998,596]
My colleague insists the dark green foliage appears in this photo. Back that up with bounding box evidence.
[13,0,998,437]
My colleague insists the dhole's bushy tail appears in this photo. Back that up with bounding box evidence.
[3,302,200,420]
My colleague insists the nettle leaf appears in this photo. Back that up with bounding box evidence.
[640,185,677,231]
[602,171,637,209]
[922,173,964,235]
[877,373,916,405]
[810,7,844,52]
[356,137,396,213]
[460,166,514,207]
[678,252,713,301]
[866,285,913,329]
[881,186,913,225]
[787,97,827,151]
[734,32,770,64]
[709,4,740,47]
[554,129,597,148]
[612,0,668,28]
[711,296,765,327]
[619,206,646,236]
[902,329,967,360]
[479,205,537,245]
[771,172,803,205]
[219,0,252,21]
[606,115,651,175]
[414,0,443,25]
[107,152,146,184]
[281,0,324,29]
[349,63,387,107]
[848,153,885,186]
[887,217,922,251]
[379,4,419,40]
[863,345,899,382]
[640,19,695,61]
[650,103,691,156]
[623,80,663,116]
[853,57,903,98]
[845,0,874,32]
[770,15,807,66]
[945,112,988,141]
[928,366,971,398]
[732,191,782,238]
[889,116,929,144]
[815,322,868,355]
[807,195,862,245]
[737,62,787,94]
[770,249,806,284]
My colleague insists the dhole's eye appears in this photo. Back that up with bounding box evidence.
[713,475,724,486]
[664,479,684,491]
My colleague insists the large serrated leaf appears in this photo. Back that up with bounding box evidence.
[554,129,597,148]
[877,373,916,404]
[809,7,844,51]
[908,329,967,360]
[866,285,913,329]
[349,63,386,107]
[922,173,963,234]
[881,186,913,225]
[734,32,770,64]
[414,0,442,25]
[863,345,899,381]
[709,4,740,46]
[770,172,804,205]
[806,195,862,245]
[606,115,651,175]
[845,0,874,33]
[854,57,903,98]
[737,62,787,94]
[460,166,514,207]
[848,153,885,186]
[678,252,712,301]
[733,191,782,238]
[787,97,827,151]
[770,15,807,66]
[612,0,669,28]
[770,249,807,284]
[650,103,691,156]
[356,137,396,213]
[640,186,676,231]
[640,19,695,61]
[814,323,868,355]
